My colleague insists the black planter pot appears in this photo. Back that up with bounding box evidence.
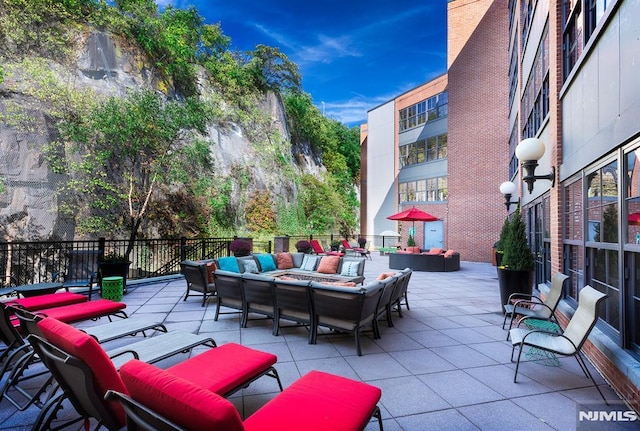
[98,261,131,285]
[497,267,533,312]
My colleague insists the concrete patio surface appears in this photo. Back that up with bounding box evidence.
[0,253,631,430]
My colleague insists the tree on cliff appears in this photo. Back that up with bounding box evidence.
[47,89,212,257]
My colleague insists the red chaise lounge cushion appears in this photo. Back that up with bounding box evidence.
[3,292,87,311]
[120,359,244,431]
[243,370,382,431]
[166,342,277,396]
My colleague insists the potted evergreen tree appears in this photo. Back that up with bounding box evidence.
[494,217,512,268]
[497,206,535,311]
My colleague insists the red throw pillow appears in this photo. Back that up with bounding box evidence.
[276,252,294,269]
[429,248,444,254]
[376,272,397,280]
[37,317,128,426]
[317,256,341,274]
[120,360,244,431]
[444,250,457,258]
[206,262,216,283]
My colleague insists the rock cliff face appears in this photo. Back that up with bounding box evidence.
[0,30,323,241]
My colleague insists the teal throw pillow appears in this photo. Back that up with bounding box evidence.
[218,256,240,273]
[255,254,276,272]
[340,261,360,277]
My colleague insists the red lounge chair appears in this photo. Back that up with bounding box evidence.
[108,363,383,431]
[26,318,283,430]
[9,299,127,329]
[310,239,343,256]
[2,292,87,311]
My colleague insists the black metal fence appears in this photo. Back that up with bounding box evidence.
[0,234,369,286]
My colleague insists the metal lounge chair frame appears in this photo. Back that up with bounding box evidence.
[509,285,609,403]
[503,272,569,339]
[53,249,101,298]
[0,306,167,411]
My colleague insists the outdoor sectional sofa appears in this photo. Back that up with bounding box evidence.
[214,252,367,284]
[388,248,460,272]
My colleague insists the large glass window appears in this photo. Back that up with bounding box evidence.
[586,161,618,243]
[399,134,447,168]
[398,91,448,132]
[563,0,611,79]
[399,177,447,203]
[522,24,550,139]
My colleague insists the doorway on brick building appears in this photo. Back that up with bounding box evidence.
[423,221,444,250]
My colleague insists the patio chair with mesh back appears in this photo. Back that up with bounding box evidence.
[53,249,101,298]
[389,268,412,318]
[180,260,217,307]
[241,272,276,329]
[213,269,245,324]
[502,272,569,338]
[311,281,384,356]
[374,274,401,328]
[273,278,315,343]
[510,285,609,403]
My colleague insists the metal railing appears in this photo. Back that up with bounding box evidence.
[0,234,381,286]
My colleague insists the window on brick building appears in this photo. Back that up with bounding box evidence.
[399,133,447,168]
[399,177,447,203]
[562,0,611,80]
[522,24,549,139]
[398,91,448,132]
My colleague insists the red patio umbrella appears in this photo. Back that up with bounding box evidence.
[629,213,640,226]
[387,207,440,236]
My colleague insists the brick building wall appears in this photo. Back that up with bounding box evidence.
[447,0,510,262]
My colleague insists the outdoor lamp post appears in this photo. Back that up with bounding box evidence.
[499,181,518,211]
[515,138,556,193]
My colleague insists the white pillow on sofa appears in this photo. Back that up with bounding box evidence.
[300,255,319,271]
[340,261,360,277]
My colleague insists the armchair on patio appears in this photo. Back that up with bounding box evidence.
[503,272,569,338]
[310,281,384,356]
[213,270,245,324]
[53,249,100,298]
[241,272,276,330]
[273,278,315,343]
[180,260,217,307]
[509,285,609,403]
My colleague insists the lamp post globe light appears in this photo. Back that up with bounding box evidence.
[500,181,518,211]
[515,138,556,193]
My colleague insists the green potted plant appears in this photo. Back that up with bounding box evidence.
[494,217,512,268]
[497,206,535,310]
[330,239,341,251]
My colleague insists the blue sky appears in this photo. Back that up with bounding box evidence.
[157,0,448,126]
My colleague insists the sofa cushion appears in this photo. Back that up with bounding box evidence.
[255,253,277,272]
[428,248,444,254]
[300,255,319,271]
[340,261,360,277]
[376,272,397,280]
[276,252,294,269]
[242,259,259,274]
[317,256,340,274]
[243,370,381,431]
[120,360,244,431]
[195,260,217,283]
[444,249,458,258]
[218,256,240,273]
[37,317,127,426]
